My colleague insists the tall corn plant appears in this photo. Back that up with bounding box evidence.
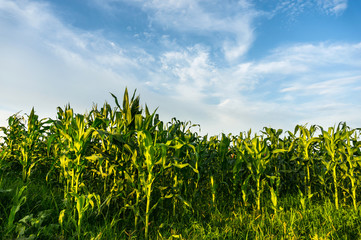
[241,135,271,211]
[262,127,289,213]
[154,119,200,219]
[85,102,124,196]
[0,114,25,172]
[202,135,221,209]
[336,125,361,211]
[96,90,172,237]
[19,108,50,181]
[135,130,168,239]
[49,106,102,196]
[319,123,348,209]
[48,106,105,239]
[293,125,320,202]
[0,110,49,181]
[217,133,232,201]
[233,133,251,208]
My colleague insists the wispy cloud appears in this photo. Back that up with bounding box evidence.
[281,75,361,96]
[239,42,361,102]
[158,45,217,99]
[274,0,348,19]
[210,41,361,132]
[93,0,258,62]
[317,0,348,16]
[0,0,139,117]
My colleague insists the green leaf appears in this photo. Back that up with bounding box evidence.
[173,163,189,169]
[270,187,277,208]
[110,92,121,110]
[59,209,66,226]
[272,149,288,154]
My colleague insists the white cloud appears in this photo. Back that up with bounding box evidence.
[317,0,348,16]
[94,0,257,61]
[274,0,348,18]
[0,0,139,119]
[274,0,313,19]
[152,40,361,134]
[211,41,361,132]
[159,46,217,96]
[0,0,54,29]
[239,42,361,81]
[280,75,361,95]
[156,0,256,62]
[252,61,308,74]
[269,42,361,66]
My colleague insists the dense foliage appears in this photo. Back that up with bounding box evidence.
[1,89,361,239]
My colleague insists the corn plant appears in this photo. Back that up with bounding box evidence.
[163,139,195,216]
[0,114,25,173]
[337,126,361,211]
[135,130,168,239]
[19,108,50,181]
[71,192,100,240]
[319,123,347,209]
[262,127,285,211]
[233,134,251,208]
[241,136,271,211]
[50,108,102,196]
[293,125,320,202]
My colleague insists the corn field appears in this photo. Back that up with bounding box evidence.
[1,88,361,239]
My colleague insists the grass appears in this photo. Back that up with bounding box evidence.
[1,164,361,239]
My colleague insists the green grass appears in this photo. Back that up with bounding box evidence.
[1,173,360,239]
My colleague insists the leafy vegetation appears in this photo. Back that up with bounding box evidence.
[1,88,361,239]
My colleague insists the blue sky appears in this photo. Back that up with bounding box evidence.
[1,0,361,136]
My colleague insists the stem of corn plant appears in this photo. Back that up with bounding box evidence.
[332,163,339,209]
[210,175,216,207]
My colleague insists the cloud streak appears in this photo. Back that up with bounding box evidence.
[274,0,348,18]
[94,0,258,62]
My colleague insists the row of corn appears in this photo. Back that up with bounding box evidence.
[1,89,361,239]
